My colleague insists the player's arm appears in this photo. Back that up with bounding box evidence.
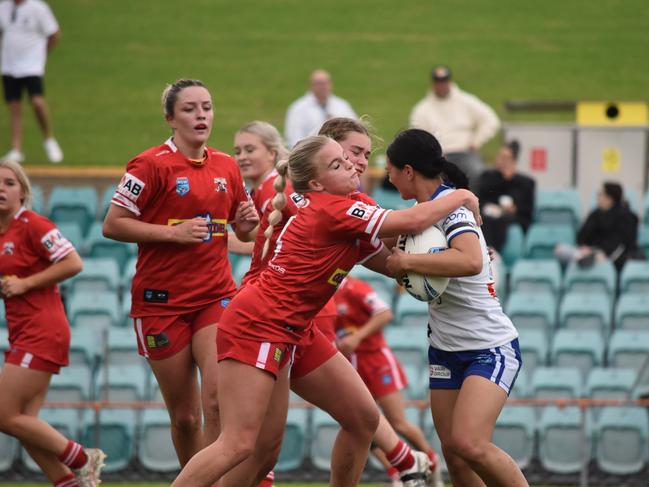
[386,232,482,278]
[227,231,254,254]
[338,309,393,356]
[377,189,481,238]
[231,201,259,242]
[103,205,208,244]
[1,251,82,298]
[47,30,61,53]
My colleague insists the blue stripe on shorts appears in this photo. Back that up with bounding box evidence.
[428,338,522,395]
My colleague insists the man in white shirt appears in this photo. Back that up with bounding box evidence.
[284,69,357,148]
[0,0,62,163]
[409,66,500,189]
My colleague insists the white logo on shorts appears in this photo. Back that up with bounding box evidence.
[430,364,451,379]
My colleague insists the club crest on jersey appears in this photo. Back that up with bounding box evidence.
[2,242,14,255]
[214,177,228,192]
[290,192,308,208]
[327,268,348,287]
[176,177,190,197]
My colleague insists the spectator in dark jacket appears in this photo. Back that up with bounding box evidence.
[556,182,639,270]
[477,140,535,251]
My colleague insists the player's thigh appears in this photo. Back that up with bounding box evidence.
[429,388,460,445]
[148,346,201,414]
[0,364,52,415]
[377,390,409,426]
[452,375,507,442]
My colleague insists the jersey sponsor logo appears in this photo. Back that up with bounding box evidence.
[143,289,169,303]
[176,176,190,196]
[268,262,286,274]
[346,201,372,221]
[167,216,227,240]
[117,172,145,202]
[327,268,348,287]
[443,209,470,226]
[146,332,170,349]
[220,297,231,308]
[2,242,14,255]
[290,192,307,208]
[381,373,393,385]
[273,347,283,363]
[214,177,228,193]
[40,229,65,254]
[430,364,451,379]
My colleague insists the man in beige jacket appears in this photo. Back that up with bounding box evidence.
[409,66,500,189]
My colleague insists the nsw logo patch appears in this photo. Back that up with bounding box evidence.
[176,177,190,197]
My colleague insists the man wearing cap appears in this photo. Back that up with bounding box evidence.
[284,69,357,148]
[409,65,500,189]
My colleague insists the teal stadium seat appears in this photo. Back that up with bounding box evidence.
[0,300,6,328]
[517,328,547,374]
[69,327,99,368]
[638,225,649,258]
[46,364,93,402]
[615,293,649,331]
[509,259,561,296]
[276,408,308,472]
[384,325,429,372]
[506,291,556,340]
[492,406,536,470]
[394,293,428,328]
[402,363,427,400]
[530,366,582,401]
[95,364,148,401]
[607,330,649,387]
[500,223,525,268]
[595,406,649,474]
[81,409,136,472]
[48,186,98,235]
[120,289,132,327]
[0,328,8,357]
[509,368,529,398]
[138,408,180,472]
[84,221,136,272]
[68,290,121,331]
[30,184,44,214]
[535,189,581,228]
[371,187,413,210]
[105,328,140,366]
[619,260,649,294]
[69,257,120,293]
[559,292,612,335]
[643,192,649,225]
[101,185,118,217]
[233,254,252,285]
[56,221,84,255]
[538,406,590,474]
[550,329,604,380]
[525,223,575,260]
[22,409,80,472]
[310,409,338,471]
[563,260,616,296]
[0,432,18,473]
[586,367,637,418]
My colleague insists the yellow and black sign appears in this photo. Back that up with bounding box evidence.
[577,101,648,126]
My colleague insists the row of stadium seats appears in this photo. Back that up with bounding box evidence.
[1,404,646,476]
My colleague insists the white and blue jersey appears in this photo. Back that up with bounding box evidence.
[426,184,518,352]
[426,184,521,393]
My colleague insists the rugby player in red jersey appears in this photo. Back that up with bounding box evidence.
[0,160,105,487]
[103,79,259,467]
[172,133,479,487]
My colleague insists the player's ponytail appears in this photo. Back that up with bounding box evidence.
[441,158,469,189]
[261,159,289,259]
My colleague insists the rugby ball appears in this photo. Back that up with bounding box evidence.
[397,225,449,302]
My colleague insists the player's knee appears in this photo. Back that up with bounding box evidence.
[446,434,489,465]
[169,409,202,435]
[341,403,379,439]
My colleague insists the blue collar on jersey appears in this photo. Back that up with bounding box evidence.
[429,182,455,201]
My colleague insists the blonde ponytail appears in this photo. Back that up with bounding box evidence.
[261,159,289,259]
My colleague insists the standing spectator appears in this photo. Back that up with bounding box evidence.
[556,182,639,270]
[409,65,500,189]
[284,69,357,147]
[0,0,63,163]
[477,140,535,251]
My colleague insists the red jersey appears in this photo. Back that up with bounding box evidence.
[0,208,74,365]
[250,169,278,217]
[220,192,390,344]
[334,276,389,352]
[112,138,250,316]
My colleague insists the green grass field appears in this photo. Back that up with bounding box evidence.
[1,0,647,167]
